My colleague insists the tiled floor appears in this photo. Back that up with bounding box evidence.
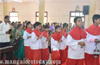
[46,54,52,65]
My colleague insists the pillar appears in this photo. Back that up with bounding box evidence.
[2,0,9,18]
[88,0,97,27]
[39,0,45,25]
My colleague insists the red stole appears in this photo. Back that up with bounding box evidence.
[69,26,87,40]
[85,24,100,36]
[26,28,33,34]
[33,29,41,37]
[61,29,68,38]
[51,32,62,41]
[43,31,49,39]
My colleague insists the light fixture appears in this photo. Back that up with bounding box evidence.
[14,0,22,2]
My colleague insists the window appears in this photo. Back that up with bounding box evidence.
[36,12,48,24]
[70,11,85,25]
[9,12,19,22]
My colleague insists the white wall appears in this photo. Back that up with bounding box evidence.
[0,0,100,28]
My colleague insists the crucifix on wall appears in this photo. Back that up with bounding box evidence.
[75,5,80,11]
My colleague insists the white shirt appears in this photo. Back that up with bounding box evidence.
[51,37,60,51]
[85,32,100,54]
[31,32,42,50]
[42,36,48,49]
[66,34,86,59]
[59,36,67,50]
[0,22,10,43]
[23,31,32,46]
[51,36,67,51]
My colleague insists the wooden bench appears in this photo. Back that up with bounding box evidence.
[0,46,14,65]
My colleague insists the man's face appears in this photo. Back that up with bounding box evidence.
[5,17,10,22]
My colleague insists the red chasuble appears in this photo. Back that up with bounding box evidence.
[33,29,41,37]
[85,24,100,36]
[85,24,100,65]
[41,31,49,61]
[24,28,33,60]
[59,29,68,64]
[26,28,33,34]
[67,26,87,65]
[31,29,42,65]
[43,31,49,39]
[69,26,87,40]
[51,32,62,41]
[51,32,62,65]
[61,29,68,38]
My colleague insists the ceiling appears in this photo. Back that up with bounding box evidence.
[0,0,90,2]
